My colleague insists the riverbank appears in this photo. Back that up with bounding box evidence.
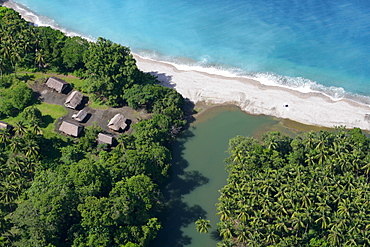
[2,0,370,131]
[135,55,370,131]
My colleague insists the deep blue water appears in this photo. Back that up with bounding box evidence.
[11,0,370,102]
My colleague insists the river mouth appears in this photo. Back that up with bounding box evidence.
[153,105,310,247]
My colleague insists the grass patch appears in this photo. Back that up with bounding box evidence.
[65,77,86,91]
[89,100,110,110]
[16,71,86,89]
[35,103,70,159]
[0,115,23,126]
[35,103,68,139]
[16,72,49,83]
[0,102,68,140]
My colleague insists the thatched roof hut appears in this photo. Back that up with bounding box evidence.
[97,133,115,145]
[108,114,127,132]
[72,109,88,122]
[59,121,83,137]
[65,91,83,109]
[46,77,70,93]
[0,121,13,130]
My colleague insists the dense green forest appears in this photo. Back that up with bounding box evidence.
[0,7,186,246]
[216,129,370,246]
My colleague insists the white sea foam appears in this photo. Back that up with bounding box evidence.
[4,0,370,108]
[3,1,96,42]
[135,51,370,106]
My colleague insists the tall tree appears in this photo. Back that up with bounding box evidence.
[195,218,211,234]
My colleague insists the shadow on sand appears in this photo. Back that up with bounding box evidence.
[149,71,176,89]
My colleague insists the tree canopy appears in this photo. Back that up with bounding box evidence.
[217,129,370,246]
[0,7,187,246]
[0,7,158,107]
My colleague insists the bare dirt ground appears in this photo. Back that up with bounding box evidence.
[30,81,151,137]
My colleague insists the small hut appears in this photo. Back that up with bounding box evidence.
[46,77,70,93]
[72,109,88,122]
[108,114,127,132]
[97,133,115,146]
[59,121,83,137]
[0,121,13,130]
[65,91,83,109]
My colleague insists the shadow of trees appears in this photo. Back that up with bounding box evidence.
[152,129,211,247]
[17,73,35,83]
[39,115,54,128]
[38,136,70,169]
[149,71,175,89]
[210,229,223,241]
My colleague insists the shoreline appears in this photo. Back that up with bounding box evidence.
[1,0,39,24]
[3,0,370,131]
[134,55,370,131]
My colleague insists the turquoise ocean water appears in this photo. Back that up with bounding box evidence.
[10,0,370,103]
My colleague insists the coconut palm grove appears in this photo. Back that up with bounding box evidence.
[216,130,370,246]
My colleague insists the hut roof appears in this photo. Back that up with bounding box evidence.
[108,114,127,131]
[59,121,83,137]
[46,77,69,93]
[0,121,12,130]
[65,91,83,109]
[97,133,114,145]
[72,109,88,122]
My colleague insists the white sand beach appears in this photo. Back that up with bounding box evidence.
[3,0,370,131]
[135,55,370,131]
[1,1,39,24]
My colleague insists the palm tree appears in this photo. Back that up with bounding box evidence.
[219,224,233,240]
[9,46,21,71]
[0,180,19,204]
[30,123,42,136]
[195,218,211,234]
[236,230,248,244]
[327,228,341,246]
[361,157,370,181]
[265,230,279,245]
[237,209,248,223]
[25,145,39,160]
[303,131,317,150]
[14,121,27,137]
[217,206,231,222]
[35,49,45,69]
[337,198,351,218]
[0,129,10,147]
[9,140,22,155]
[314,214,331,229]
